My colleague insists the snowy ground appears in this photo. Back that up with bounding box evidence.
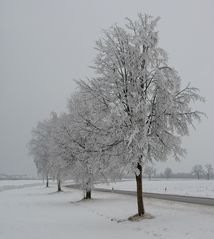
[1,183,214,239]
[0,179,42,192]
[97,179,214,198]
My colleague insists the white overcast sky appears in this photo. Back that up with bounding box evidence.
[0,0,214,176]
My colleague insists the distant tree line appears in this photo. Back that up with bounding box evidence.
[142,164,214,180]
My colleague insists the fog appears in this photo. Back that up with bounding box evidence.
[0,0,213,176]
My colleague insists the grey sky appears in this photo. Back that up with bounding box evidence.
[0,0,213,176]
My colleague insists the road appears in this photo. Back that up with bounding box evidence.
[66,184,214,206]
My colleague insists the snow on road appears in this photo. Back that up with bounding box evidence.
[0,183,214,239]
[97,179,214,198]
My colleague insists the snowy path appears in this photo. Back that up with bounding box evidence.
[0,184,214,239]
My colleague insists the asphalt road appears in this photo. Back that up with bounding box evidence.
[66,184,214,206]
[95,187,214,206]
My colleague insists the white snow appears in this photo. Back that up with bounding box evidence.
[97,179,214,198]
[0,180,42,192]
[0,182,214,239]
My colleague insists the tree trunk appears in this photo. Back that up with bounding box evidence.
[135,163,145,216]
[85,190,91,199]
[46,175,49,188]
[57,179,62,192]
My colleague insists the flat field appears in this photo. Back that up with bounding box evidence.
[97,178,214,198]
[0,181,214,239]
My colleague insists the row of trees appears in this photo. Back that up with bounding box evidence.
[28,14,204,217]
[144,164,214,180]
[192,164,213,180]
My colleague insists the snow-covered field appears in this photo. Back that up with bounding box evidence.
[1,183,214,239]
[0,179,42,192]
[97,179,214,198]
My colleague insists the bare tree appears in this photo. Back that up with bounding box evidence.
[204,164,213,180]
[192,164,204,180]
[164,168,172,179]
[144,165,156,180]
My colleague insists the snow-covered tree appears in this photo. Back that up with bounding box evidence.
[204,164,213,180]
[29,113,72,191]
[79,13,204,216]
[192,164,204,180]
[47,112,73,192]
[65,92,115,199]
[28,119,53,187]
